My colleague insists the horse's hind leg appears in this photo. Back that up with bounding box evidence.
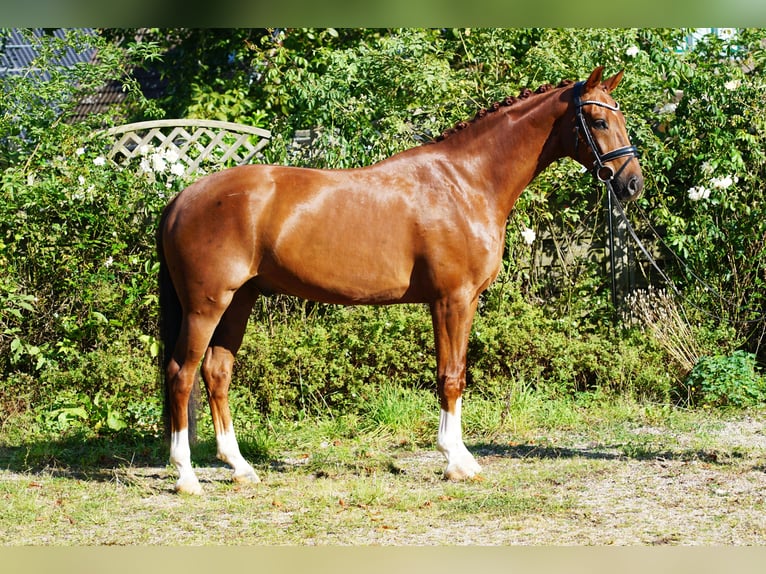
[201,284,260,484]
[168,312,224,495]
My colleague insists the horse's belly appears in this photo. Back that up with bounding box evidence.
[261,241,419,305]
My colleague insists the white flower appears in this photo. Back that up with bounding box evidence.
[104,256,114,268]
[688,186,711,201]
[77,175,86,186]
[625,46,640,57]
[658,102,678,114]
[724,79,740,91]
[701,161,714,175]
[75,147,85,156]
[151,153,167,173]
[139,158,152,174]
[93,156,106,166]
[521,227,536,245]
[710,174,737,189]
[170,162,185,177]
[163,149,180,163]
[138,145,152,156]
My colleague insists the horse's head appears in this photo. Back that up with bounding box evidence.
[569,66,644,201]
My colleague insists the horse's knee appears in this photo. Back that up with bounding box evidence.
[202,355,234,399]
[202,359,229,381]
[165,358,181,384]
[169,370,196,398]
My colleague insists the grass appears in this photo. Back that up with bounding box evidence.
[2,387,766,544]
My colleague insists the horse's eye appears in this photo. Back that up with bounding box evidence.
[592,119,609,130]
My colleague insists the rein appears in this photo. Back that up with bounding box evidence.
[573,81,639,183]
[606,182,766,325]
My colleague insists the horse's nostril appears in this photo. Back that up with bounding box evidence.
[628,176,643,195]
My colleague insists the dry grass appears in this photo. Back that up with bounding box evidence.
[3,405,766,545]
[624,287,701,375]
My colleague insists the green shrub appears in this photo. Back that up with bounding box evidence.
[227,284,675,420]
[1,30,167,392]
[4,28,766,431]
[644,29,766,361]
[686,351,766,408]
[234,304,435,419]
[468,297,673,403]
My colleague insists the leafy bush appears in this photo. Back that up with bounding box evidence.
[0,135,176,369]
[686,351,766,408]
[3,27,766,434]
[639,29,766,363]
[469,287,674,402]
[228,285,675,420]
[0,30,170,427]
[234,304,435,419]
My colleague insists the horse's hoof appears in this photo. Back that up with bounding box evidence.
[175,478,203,495]
[232,469,261,484]
[444,460,482,481]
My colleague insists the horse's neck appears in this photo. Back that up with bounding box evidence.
[462,89,570,218]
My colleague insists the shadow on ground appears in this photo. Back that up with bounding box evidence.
[472,440,747,466]
[0,430,167,482]
[0,429,752,485]
[0,430,273,481]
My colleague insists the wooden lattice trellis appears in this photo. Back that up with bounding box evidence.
[104,119,271,177]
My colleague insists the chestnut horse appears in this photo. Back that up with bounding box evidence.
[158,66,643,494]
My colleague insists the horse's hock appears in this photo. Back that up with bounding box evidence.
[104,119,272,177]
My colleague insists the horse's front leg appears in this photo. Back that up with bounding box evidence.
[430,294,483,480]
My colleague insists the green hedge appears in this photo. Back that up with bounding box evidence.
[3,29,766,431]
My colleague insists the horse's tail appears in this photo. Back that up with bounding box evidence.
[157,203,198,445]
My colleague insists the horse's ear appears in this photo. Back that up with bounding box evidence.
[584,66,605,91]
[602,69,624,93]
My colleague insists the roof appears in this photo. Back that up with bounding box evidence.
[1,28,165,123]
[0,28,97,80]
[69,66,166,122]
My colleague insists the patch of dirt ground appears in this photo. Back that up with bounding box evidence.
[3,416,766,545]
[383,453,766,544]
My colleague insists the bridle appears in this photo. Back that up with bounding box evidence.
[573,81,639,183]
[573,80,641,309]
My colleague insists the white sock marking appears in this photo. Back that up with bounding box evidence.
[437,397,481,477]
[170,429,200,491]
[438,397,464,455]
[216,424,259,482]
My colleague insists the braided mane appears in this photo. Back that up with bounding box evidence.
[433,79,575,142]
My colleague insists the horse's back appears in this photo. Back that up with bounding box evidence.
[162,163,426,303]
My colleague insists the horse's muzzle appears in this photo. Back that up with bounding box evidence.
[613,173,644,202]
